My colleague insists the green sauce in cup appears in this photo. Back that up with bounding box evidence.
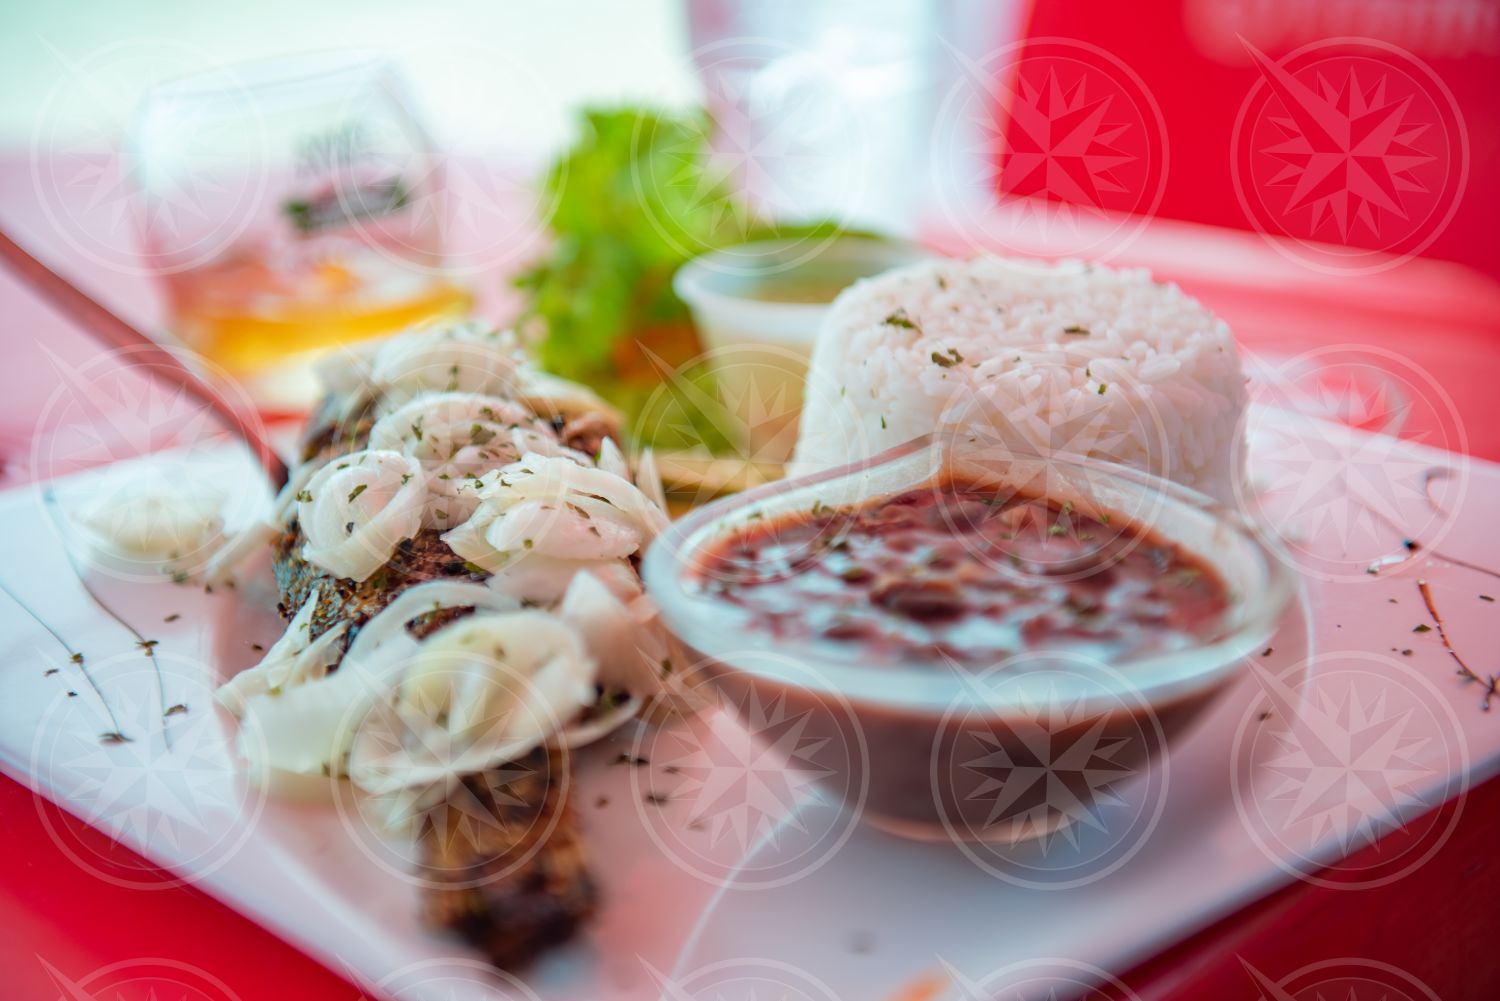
[673,237,929,465]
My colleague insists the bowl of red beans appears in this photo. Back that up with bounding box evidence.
[642,433,1296,845]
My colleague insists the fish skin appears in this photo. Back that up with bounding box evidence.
[271,523,487,645]
[267,390,616,967]
[416,749,598,969]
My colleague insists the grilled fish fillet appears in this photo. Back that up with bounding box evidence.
[418,751,597,968]
[270,391,619,966]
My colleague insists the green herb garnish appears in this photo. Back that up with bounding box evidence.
[513,106,880,452]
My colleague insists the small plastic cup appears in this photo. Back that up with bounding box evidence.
[672,237,930,464]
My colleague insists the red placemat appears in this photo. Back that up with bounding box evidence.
[5,147,1500,998]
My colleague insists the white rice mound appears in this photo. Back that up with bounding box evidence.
[793,257,1247,502]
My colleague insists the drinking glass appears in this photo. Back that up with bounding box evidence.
[128,53,471,409]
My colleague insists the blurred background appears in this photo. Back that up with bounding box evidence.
[8,0,1493,265]
[1,1,700,163]
[2,0,1498,467]
[4,4,1500,998]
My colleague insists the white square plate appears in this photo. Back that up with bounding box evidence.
[3,404,1498,1001]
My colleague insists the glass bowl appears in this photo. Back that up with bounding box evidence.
[641,433,1297,844]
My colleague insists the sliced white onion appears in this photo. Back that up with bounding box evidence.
[560,571,709,721]
[492,499,642,560]
[72,472,226,567]
[200,459,322,588]
[367,392,562,528]
[369,319,525,409]
[514,368,621,425]
[310,338,381,400]
[271,460,320,523]
[597,439,668,516]
[202,519,277,589]
[486,554,640,608]
[595,437,631,480]
[299,450,426,582]
[216,588,349,716]
[442,453,668,571]
[634,447,669,516]
[347,610,596,795]
[558,570,670,695]
[559,690,643,749]
[235,581,520,782]
[507,427,594,465]
[340,579,522,669]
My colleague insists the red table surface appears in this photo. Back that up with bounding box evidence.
[3,146,1500,999]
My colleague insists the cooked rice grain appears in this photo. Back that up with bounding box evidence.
[793,258,1247,502]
